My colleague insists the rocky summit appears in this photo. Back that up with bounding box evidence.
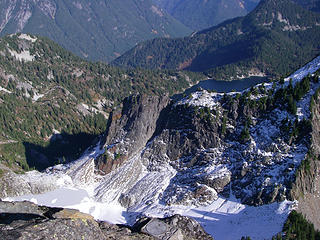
[0,200,212,240]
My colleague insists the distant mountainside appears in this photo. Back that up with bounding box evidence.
[114,0,320,81]
[152,0,260,30]
[0,0,191,62]
[293,0,320,12]
[0,33,201,172]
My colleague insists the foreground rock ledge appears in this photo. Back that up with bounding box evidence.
[0,201,213,240]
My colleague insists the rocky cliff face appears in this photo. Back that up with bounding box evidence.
[94,57,320,208]
[95,94,169,175]
[0,200,212,240]
[0,0,56,33]
[292,89,320,229]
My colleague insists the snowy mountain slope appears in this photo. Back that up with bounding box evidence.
[3,141,297,240]
[3,56,320,239]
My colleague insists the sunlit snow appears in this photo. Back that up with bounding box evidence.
[5,184,296,240]
[18,33,37,42]
[4,140,297,240]
[8,48,35,62]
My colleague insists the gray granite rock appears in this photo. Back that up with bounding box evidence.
[0,201,213,240]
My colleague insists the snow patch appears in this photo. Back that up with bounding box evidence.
[176,90,225,109]
[32,93,44,101]
[4,187,128,224]
[18,33,37,42]
[283,25,308,31]
[151,5,164,17]
[0,86,12,94]
[277,12,289,24]
[8,48,35,62]
[47,71,54,80]
[5,185,295,240]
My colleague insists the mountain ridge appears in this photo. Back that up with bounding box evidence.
[0,0,191,62]
[113,0,320,81]
[152,0,260,30]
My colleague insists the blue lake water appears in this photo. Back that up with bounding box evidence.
[187,76,268,93]
[172,76,269,100]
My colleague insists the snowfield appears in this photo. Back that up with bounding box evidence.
[3,137,297,240]
[5,183,296,240]
[6,187,128,224]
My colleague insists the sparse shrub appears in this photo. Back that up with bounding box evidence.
[281,210,320,240]
[240,125,250,143]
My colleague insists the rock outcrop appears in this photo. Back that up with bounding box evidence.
[0,201,213,240]
[0,170,58,199]
[2,56,320,239]
[292,89,320,230]
[95,94,169,175]
[135,215,213,240]
[94,59,320,207]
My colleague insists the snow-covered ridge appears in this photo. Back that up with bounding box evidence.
[286,56,320,84]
